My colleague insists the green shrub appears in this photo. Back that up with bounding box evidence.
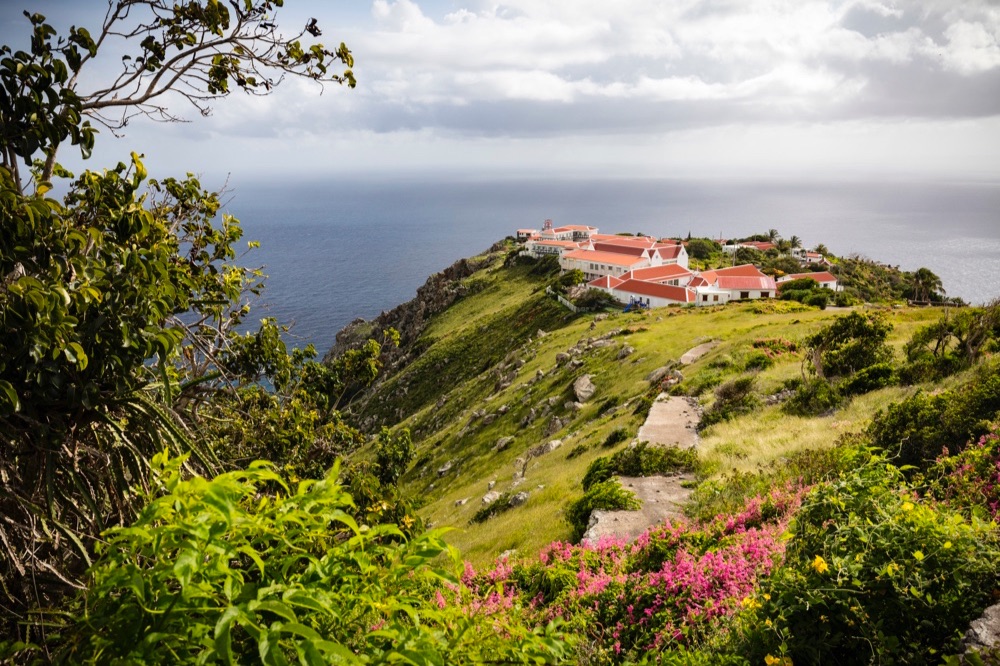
[602,426,633,448]
[841,362,895,396]
[574,288,621,310]
[566,479,641,541]
[566,443,589,459]
[806,311,893,379]
[583,442,697,491]
[867,360,1000,469]
[804,291,829,309]
[45,454,567,664]
[742,349,774,371]
[833,291,857,307]
[597,395,622,416]
[783,377,843,416]
[744,453,1000,664]
[699,375,760,429]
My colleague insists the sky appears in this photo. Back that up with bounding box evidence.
[2,0,1000,182]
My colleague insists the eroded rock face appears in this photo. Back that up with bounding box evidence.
[574,374,596,402]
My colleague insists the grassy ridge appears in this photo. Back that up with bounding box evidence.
[358,257,944,566]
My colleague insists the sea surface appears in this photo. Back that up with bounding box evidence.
[226,177,1000,354]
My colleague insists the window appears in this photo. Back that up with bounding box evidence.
[740,291,750,299]
[702,295,708,302]
[713,295,719,302]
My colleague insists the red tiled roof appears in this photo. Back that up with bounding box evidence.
[587,275,625,289]
[715,264,767,278]
[687,276,711,288]
[593,242,647,257]
[562,249,648,267]
[742,241,776,251]
[717,276,777,291]
[590,234,657,247]
[657,245,685,260]
[612,279,695,303]
[625,264,692,282]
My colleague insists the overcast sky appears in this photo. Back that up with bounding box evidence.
[3,0,1000,181]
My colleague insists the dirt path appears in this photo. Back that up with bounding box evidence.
[583,395,699,543]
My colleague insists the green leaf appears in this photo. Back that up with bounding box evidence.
[0,380,20,413]
[214,606,240,665]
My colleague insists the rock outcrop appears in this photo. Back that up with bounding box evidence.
[574,374,596,402]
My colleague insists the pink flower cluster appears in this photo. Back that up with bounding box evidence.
[456,481,809,662]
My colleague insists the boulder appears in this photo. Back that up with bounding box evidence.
[482,413,497,426]
[454,498,469,507]
[555,352,571,364]
[564,401,583,412]
[646,366,671,384]
[545,417,564,436]
[965,602,1000,653]
[574,374,596,402]
[498,403,510,415]
[493,436,515,452]
[509,492,530,507]
[487,480,497,490]
[437,460,453,477]
[481,491,501,505]
[617,345,635,360]
[529,439,563,458]
[570,359,585,369]
[536,329,548,338]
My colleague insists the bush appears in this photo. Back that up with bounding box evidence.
[699,375,760,429]
[833,291,857,307]
[583,442,698,491]
[44,455,565,664]
[574,288,621,310]
[867,360,1000,469]
[841,362,895,396]
[806,311,893,379]
[783,378,843,416]
[601,426,632,448]
[804,291,829,309]
[566,479,641,541]
[596,395,622,416]
[744,453,1000,664]
[742,349,774,371]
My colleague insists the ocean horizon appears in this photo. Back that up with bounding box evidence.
[226,176,1000,354]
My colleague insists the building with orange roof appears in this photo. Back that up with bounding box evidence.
[560,249,650,280]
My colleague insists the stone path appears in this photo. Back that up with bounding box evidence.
[679,340,719,365]
[583,396,699,543]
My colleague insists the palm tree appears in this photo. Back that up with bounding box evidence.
[910,267,944,302]
[814,243,830,256]
[789,235,802,249]
[776,239,792,253]
[767,228,780,242]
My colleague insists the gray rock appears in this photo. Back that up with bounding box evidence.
[520,408,537,427]
[555,352,571,364]
[493,436,515,452]
[487,480,497,490]
[499,549,518,560]
[481,491,501,505]
[618,345,635,359]
[574,374,596,402]
[547,396,560,407]
[528,439,563,458]
[646,366,671,384]
[437,460,453,477]
[482,413,497,426]
[570,359,585,369]
[536,329,548,338]
[595,314,608,322]
[509,492,530,507]
[454,498,469,507]
[589,340,612,349]
[965,602,1000,652]
[564,401,583,412]
[545,417,564,436]
[498,404,510,415]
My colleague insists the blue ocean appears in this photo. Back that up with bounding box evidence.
[226,177,1000,354]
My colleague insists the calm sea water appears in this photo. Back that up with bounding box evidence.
[226,177,1000,354]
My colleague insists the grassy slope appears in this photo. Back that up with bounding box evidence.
[366,260,943,567]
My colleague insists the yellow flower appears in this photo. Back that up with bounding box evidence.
[763,593,771,601]
[902,501,914,511]
[811,554,830,574]
[943,541,953,549]
[765,656,793,666]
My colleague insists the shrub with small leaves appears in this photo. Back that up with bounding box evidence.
[566,479,641,541]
